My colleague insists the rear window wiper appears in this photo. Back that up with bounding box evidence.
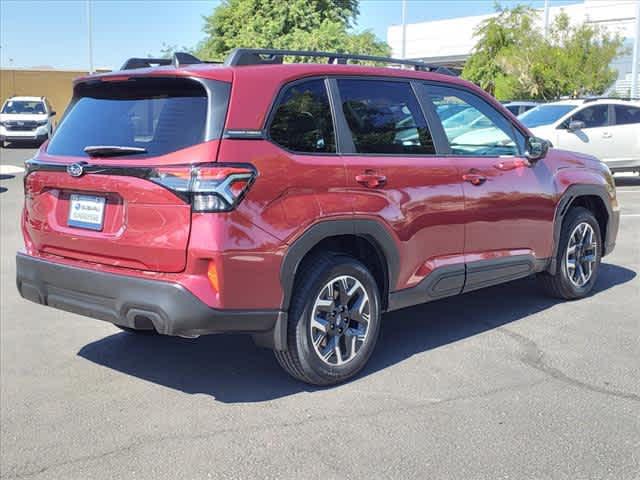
[83,145,148,157]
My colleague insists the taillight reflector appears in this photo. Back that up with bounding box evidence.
[149,163,256,212]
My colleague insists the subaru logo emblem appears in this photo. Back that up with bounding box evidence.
[67,163,84,177]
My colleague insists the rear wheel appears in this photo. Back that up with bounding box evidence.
[275,254,381,386]
[540,207,601,299]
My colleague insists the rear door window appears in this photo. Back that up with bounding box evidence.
[614,105,640,125]
[47,78,226,158]
[336,79,435,155]
[269,79,336,153]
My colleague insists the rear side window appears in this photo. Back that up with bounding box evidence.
[269,79,336,153]
[337,79,435,155]
[47,78,225,158]
[614,105,640,125]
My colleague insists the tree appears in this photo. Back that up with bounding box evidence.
[194,0,389,61]
[462,4,624,100]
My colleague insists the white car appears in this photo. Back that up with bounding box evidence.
[519,99,640,173]
[0,96,56,147]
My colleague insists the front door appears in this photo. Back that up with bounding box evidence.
[555,104,613,161]
[423,83,557,292]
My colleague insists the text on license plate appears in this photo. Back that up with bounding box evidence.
[68,194,106,231]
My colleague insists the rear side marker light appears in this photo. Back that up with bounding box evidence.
[149,164,256,212]
[207,260,219,292]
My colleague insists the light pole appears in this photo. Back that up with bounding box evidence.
[401,0,407,59]
[543,0,550,38]
[86,0,94,74]
[631,0,640,98]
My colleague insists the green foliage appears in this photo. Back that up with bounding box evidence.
[194,0,389,61]
[462,4,624,100]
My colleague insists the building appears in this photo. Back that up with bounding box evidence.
[387,0,639,95]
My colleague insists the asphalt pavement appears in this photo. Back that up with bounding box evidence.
[1,146,639,479]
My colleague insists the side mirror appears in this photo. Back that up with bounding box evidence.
[50,111,57,117]
[525,136,550,162]
[567,120,585,131]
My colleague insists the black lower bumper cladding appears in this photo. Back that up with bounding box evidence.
[16,252,282,340]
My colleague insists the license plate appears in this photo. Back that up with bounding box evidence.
[68,194,106,231]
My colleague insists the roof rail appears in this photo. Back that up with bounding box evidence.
[583,96,640,103]
[223,48,455,75]
[120,52,205,71]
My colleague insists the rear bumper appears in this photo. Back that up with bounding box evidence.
[16,252,285,342]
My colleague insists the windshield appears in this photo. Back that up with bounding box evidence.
[47,78,227,158]
[1,100,46,114]
[519,104,576,128]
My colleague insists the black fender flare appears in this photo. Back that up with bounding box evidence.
[550,184,616,274]
[279,219,400,311]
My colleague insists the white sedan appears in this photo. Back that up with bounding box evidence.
[519,99,640,173]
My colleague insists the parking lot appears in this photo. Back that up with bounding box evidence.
[0,146,638,479]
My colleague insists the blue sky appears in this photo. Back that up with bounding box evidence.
[1,0,580,70]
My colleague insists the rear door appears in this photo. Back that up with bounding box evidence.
[421,83,556,290]
[335,77,465,294]
[608,104,640,169]
[23,77,229,272]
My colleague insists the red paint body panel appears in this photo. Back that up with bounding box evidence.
[24,171,192,272]
[343,155,465,290]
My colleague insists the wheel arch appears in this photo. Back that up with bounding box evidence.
[550,184,614,274]
[279,219,400,313]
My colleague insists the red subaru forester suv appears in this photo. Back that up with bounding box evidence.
[17,49,619,385]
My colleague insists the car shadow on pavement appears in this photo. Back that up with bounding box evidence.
[0,174,14,193]
[78,263,635,403]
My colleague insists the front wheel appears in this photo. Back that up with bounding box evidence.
[275,254,381,386]
[539,207,601,299]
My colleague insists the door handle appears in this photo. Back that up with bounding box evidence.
[356,172,387,188]
[602,132,612,139]
[462,173,487,186]
[494,158,531,171]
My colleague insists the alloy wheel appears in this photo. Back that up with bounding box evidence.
[309,275,371,366]
[565,222,598,287]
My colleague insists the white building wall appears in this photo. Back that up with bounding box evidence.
[388,0,638,72]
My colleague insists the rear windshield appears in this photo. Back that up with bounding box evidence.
[47,77,228,158]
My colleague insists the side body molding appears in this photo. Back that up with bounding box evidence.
[279,219,400,311]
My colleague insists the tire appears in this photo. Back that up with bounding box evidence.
[115,325,157,335]
[539,206,602,299]
[275,254,382,386]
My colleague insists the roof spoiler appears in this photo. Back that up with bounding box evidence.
[120,52,206,70]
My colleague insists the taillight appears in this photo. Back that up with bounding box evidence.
[149,163,256,212]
